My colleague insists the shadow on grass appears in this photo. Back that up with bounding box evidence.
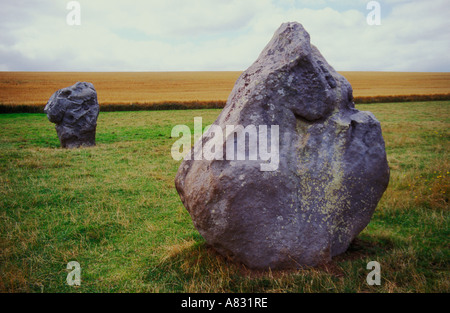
[336,234,396,262]
[145,233,397,292]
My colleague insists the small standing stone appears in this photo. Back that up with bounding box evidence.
[45,82,99,148]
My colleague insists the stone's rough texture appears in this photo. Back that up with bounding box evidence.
[175,22,390,269]
[45,82,99,148]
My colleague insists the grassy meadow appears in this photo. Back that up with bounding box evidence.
[0,101,449,293]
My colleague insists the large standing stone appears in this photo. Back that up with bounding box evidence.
[175,22,390,269]
[45,82,99,148]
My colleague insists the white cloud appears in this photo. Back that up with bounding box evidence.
[0,0,448,71]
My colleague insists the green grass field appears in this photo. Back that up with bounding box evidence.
[0,101,449,293]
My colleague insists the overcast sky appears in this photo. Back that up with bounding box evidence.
[1,0,449,72]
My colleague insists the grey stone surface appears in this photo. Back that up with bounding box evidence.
[175,22,390,269]
[45,82,99,148]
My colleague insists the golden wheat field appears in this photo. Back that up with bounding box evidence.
[0,71,449,105]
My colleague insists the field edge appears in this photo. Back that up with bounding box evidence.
[1,94,450,113]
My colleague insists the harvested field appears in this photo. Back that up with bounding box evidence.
[0,71,449,107]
